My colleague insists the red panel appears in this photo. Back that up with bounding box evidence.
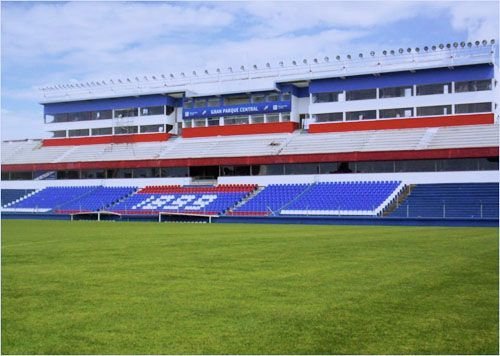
[182,122,298,138]
[2,147,497,172]
[308,113,494,133]
[42,133,171,146]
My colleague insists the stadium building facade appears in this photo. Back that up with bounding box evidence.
[1,40,498,223]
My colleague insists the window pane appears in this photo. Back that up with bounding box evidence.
[267,93,279,102]
[252,94,266,103]
[316,112,343,122]
[416,105,452,116]
[455,102,492,114]
[224,95,250,105]
[455,80,492,93]
[346,89,376,101]
[140,106,164,116]
[68,129,90,137]
[52,130,66,138]
[345,110,376,121]
[416,83,450,96]
[251,114,264,124]
[313,92,341,103]
[91,127,112,136]
[114,126,138,134]
[207,118,220,126]
[114,108,138,118]
[207,98,220,107]
[379,86,413,98]
[140,124,164,133]
[184,99,193,109]
[379,108,413,119]
[194,99,206,108]
[266,114,279,123]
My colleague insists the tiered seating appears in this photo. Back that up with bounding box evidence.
[281,181,402,216]
[110,184,257,215]
[230,184,309,216]
[55,186,137,213]
[4,186,98,212]
[390,183,499,218]
[1,189,36,206]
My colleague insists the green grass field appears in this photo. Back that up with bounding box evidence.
[1,220,498,355]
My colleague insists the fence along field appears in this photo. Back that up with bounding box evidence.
[1,220,498,354]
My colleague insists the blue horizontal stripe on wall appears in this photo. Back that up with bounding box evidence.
[44,95,177,115]
[309,64,494,93]
[183,101,291,119]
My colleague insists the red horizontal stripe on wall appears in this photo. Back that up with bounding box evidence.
[42,133,171,146]
[2,147,497,172]
[182,122,298,138]
[308,113,494,133]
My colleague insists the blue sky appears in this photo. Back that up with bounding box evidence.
[1,1,498,140]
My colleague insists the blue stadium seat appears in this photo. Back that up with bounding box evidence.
[390,183,499,218]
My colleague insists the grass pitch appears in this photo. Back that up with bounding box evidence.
[1,220,498,354]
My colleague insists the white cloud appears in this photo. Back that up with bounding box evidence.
[448,2,499,41]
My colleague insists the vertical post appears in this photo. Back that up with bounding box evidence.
[158,213,161,223]
[443,202,446,218]
[406,204,409,218]
[480,203,483,219]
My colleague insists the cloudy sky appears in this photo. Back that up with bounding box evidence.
[1,1,498,140]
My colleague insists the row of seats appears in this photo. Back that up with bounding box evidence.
[391,183,499,218]
[2,182,498,218]
[231,181,401,216]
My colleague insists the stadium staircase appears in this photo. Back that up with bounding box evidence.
[416,127,439,150]
[1,189,39,208]
[226,186,265,214]
[382,184,414,216]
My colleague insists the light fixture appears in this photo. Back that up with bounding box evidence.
[170,73,174,78]
[216,68,221,73]
[431,45,437,51]
[475,40,480,46]
[491,39,496,45]
[415,47,420,52]
[292,60,297,65]
[460,42,466,47]
[192,71,197,76]
[398,48,404,53]
[266,62,271,68]
[453,42,459,48]
[336,55,341,60]
[240,65,245,70]
[358,53,363,58]
[303,59,308,64]
[279,61,284,66]
[382,50,388,55]
[253,64,258,69]
[313,58,318,63]
[467,42,472,47]
[482,40,488,45]
[228,67,233,72]
[423,46,429,51]
[181,72,185,77]
[407,48,411,53]
[370,51,375,56]
[390,50,395,55]
[324,56,329,62]
[446,43,451,49]
[346,54,352,59]
[438,43,444,49]
[204,70,209,74]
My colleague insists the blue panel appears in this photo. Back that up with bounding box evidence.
[276,83,309,98]
[44,95,177,115]
[310,64,494,93]
[183,101,291,119]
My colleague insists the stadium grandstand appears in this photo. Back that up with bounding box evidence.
[1,39,499,225]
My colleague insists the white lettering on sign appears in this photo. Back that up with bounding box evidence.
[133,194,219,211]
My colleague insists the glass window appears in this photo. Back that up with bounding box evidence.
[193,119,206,127]
[207,118,220,126]
[224,115,248,125]
[224,95,250,105]
[160,167,189,177]
[91,110,112,120]
[416,83,451,96]
[183,98,193,109]
[68,129,90,137]
[266,114,279,123]
[312,92,341,103]
[316,112,343,122]
[416,105,452,116]
[455,79,492,93]
[281,92,291,101]
[319,162,338,174]
[267,93,279,102]
[52,130,66,138]
[140,125,164,133]
[257,164,284,175]
[207,97,220,107]
[284,163,319,175]
[166,106,174,115]
[91,127,112,136]
[114,126,138,134]
[395,160,436,172]
[455,102,492,114]
[194,99,206,108]
[184,120,192,128]
[251,114,264,124]
[252,94,266,103]
[379,86,413,98]
[345,110,376,121]
[379,108,413,119]
[281,113,291,122]
[346,88,377,101]
[140,106,164,116]
[114,108,138,118]
[355,161,394,173]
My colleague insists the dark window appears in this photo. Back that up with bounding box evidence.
[114,126,138,134]
[194,99,206,108]
[184,99,193,109]
[266,114,279,123]
[316,112,343,122]
[68,129,90,137]
[114,108,138,118]
[52,130,66,138]
[284,163,319,175]
[140,106,164,116]
[346,110,376,121]
[91,110,112,120]
[379,86,413,98]
[207,98,220,107]
[207,118,220,126]
[140,125,164,133]
[455,102,492,114]
[224,95,250,105]
[91,127,112,136]
[346,88,376,101]
[455,79,492,93]
[416,105,452,116]
[416,83,451,96]
[379,108,413,119]
[267,93,279,102]
[313,92,341,103]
